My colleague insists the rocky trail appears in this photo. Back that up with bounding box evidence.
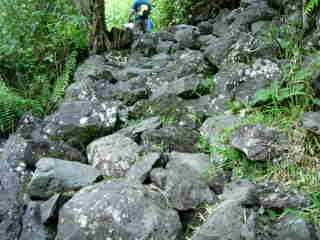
[1,0,320,239]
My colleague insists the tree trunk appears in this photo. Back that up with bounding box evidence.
[72,0,111,54]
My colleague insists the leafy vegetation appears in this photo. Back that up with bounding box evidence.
[0,0,88,134]
[305,0,320,14]
[105,0,198,30]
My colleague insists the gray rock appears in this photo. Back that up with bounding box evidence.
[166,152,229,193]
[150,163,216,210]
[212,9,232,37]
[87,133,142,177]
[267,0,302,14]
[191,180,258,240]
[221,179,258,206]
[24,140,87,167]
[126,152,161,182]
[215,59,281,104]
[229,1,275,28]
[206,2,275,67]
[118,116,162,141]
[74,55,116,83]
[157,40,175,54]
[1,134,29,170]
[300,112,320,135]
[130,94,200,129]
[231,124,288,161]
[173,25,200,49]
[16,112,43,139]
[40,193,62,224]
[66,73,150,105]
[200,114,240,163]
[131,33,159,57]
[275,215,318,240]
[42,100,121,147]
[224,32,279,65]
[141,126,200,153]
[198,35,218,50]
[20,201,55,240]
[27,158,101,199]
[0,159,24,240]
[191,200,254,240]
[204,29,241,68]
[167,152,211,178]
[2,134,86,169]
[198,21,213,35]
[55,180,182,240]
[200,114,240,145]
[151,74,202,100]
[257,182,309,210]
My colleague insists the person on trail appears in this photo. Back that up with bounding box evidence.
[129,0,153,32]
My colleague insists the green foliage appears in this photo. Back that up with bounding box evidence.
[0,0,88,134]
[0,81,43,133]
[305,0,320,14]
[104,0,199,30]
[105,0,132,30]
[50,51,78,108]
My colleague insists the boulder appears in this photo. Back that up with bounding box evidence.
[16,112,43,139]
[215,59,281,104]
[300,112,320,135]
[27,158,101,199]
[19,201,56,240]
[126,152,161,183]
[172,25,200,49]
[200,114,240,145]
[55,180,182,240]
[221,180,258,205]
[87,133,142,177]
[197,21,213,35]
[191,199,255,240]
[40,193,66,225]
[131,33,159,57]
[141,126,200,153]
[118,116,162,141]
[42,100,121,147]
[204,28,242,68]
[150,155,216,211]
[74,55,117,83]
[24,140,87,167]
[231,124,288,161]
[0,160,24,240]
[151,74,203,100]
[130,94,201,129]
[1,134,29,170]
[224,32,279,65]
[257,182,309,210]
[167,152,212,178]
[191,180,257,240]
[275,215,319,240]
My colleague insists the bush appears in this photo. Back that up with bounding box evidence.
[0,0,88,134]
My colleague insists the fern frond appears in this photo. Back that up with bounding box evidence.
[305,0,320,15]
[0,79,43,133]
[51,51,78,104]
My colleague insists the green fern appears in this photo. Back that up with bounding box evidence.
[305,0,320,14]
[50,51,77,105]
[0,80,43,133]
